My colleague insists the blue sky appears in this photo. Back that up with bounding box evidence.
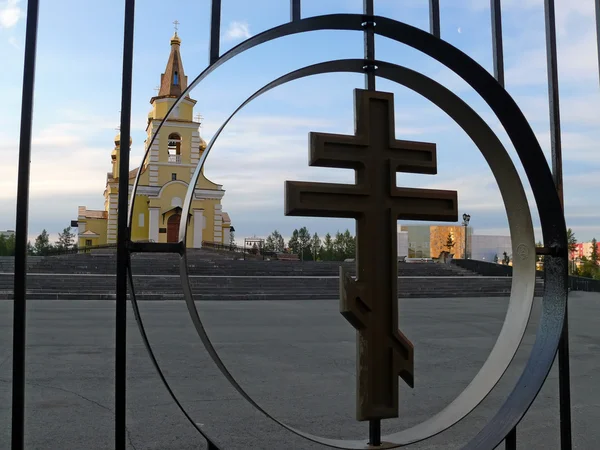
[1,0,599,244]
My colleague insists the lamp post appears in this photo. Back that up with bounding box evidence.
[462,213,471,259]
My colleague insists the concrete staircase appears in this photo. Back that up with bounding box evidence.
[0,252,544,300]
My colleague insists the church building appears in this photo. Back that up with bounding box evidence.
[76,31,231,248]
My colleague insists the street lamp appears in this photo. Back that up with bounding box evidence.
[462,213,471,259]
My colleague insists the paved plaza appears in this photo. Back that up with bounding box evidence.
[0,293,598,449]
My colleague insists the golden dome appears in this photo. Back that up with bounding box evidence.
[170,32,181,46]
[199,136,207,151]
[114,133,133,146]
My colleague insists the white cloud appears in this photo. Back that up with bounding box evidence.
[223,21,251,42]
[0,0,21,29]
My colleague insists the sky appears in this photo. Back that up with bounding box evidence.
[0,0,599,244]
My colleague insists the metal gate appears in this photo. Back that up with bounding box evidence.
[10,0,600,449]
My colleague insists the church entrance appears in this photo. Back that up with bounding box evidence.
[167,213,181,243]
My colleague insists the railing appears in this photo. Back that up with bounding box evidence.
[201,240,278,259]
[453,258,600,293]
[569,275,600,293]
[168,154,181,164]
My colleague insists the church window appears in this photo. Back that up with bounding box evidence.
[173,71,179,85]
[171,173,177,181]
[85,239,92,247]
[167,133,181,163]
[138,213,144,227]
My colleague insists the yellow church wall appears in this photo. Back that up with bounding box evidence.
[157,125,195,164]
[157,166,190,186]
[153,99,194,122]
[78,218,108,247]
[130,195,150,241]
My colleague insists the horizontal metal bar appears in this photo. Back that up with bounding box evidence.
[128,241,184,254]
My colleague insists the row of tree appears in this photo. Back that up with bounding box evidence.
[0,228,77,257]
[263,228,356,261]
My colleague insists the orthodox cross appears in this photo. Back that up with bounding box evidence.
[173,20,180,33]
[153,85,160,94]
[195,113,203,126]
[285,89,458,422]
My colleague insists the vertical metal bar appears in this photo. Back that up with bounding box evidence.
[505,426,517,450]
[116,0,135,448]
[491,0,505,87]
[291,0,301,22]
[369,418,381,447]
[363,0,376,91]
[595,0,600,86]
[210,0,222,65]
[543,1,572,449]
[11,1,40,448]
[429,0,441,38]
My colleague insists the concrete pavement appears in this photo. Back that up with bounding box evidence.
[0,293,598,449]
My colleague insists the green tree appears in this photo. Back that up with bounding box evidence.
[34,229,52,255]
[265,234,275,252]
[590,238,598,265]
[310,232,322,261]
[502,251,510,265]
[265,230,284,253]
[333,231,344,260]
[229,229,236,248]
[322,233,334,261]
[343,229,355,260]
[56,227,76,251]
[287,229,300,254]
[493,254,498,263]
[445,233,455,253]
[567,228,577,254]
[298,227,311,260]
[0,233,16,256]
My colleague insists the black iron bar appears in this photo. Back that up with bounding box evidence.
[505,426,517,450]
[543,1,572,449]
[11,1,40,448]
[291,0,301,22]
[363,1,378,443]
[369,419,381,446]
[363,0,376,91]
[491,0,505,87]
[596,0,600,86]
[429,0,441,38]
[210,0,222,64]
[116,0,135,448]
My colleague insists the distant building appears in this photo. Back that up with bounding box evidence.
[571,242,600,260]
[75,31,231,248]
[398,224,472,259]
[0,230,15,239]
[397,224,511,262]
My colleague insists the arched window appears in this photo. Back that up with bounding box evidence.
[167,133,181,163]
[173,71,179,85]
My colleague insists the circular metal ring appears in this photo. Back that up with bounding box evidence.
[178,59,536,448]
[127,14,567,450]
